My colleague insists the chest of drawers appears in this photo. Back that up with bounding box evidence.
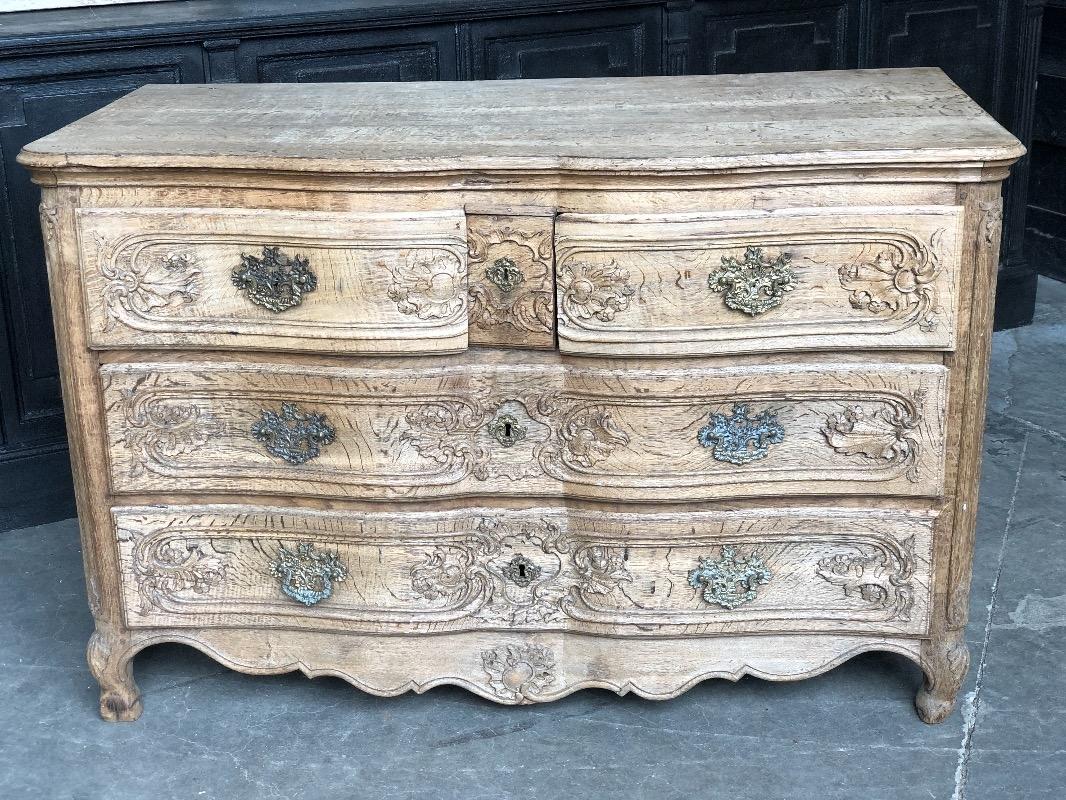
[19,69,1023,723]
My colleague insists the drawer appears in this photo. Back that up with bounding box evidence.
[101,357,947,501]
[77,207,468,354]
[113,505,933,636]
[555,206,964,356]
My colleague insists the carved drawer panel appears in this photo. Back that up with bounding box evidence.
[101,357,947,501]
[114,505,934,636]
[467,214,555,349]
[76,207,469,354]
[555,206,964,356]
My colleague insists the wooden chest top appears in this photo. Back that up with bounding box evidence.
[18,68,1023,175]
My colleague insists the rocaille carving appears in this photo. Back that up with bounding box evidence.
[697,403,785,465]
[116,375,222,478]
[481,643,557,702]
[97,232,203,330]
[557,259,636,322]
[231,246,317,313]
[980,201,1003,246]
[816,536,916,622]
[387,249,467,320]
[252,402,337,466]
[119,526,227,615]
[837,230,943,333]
[707,246,797,316]
[467,217,553,335]
[822,391,924,483]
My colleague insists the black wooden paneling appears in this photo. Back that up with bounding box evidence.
[236,25,458,83]
[467,7,662,79]
[863,0,1000,110]
[691,0,856,75]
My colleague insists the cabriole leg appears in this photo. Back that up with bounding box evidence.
[916,629,970,724]
[87,625,142,722]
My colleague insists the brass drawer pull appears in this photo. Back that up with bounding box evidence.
[271,543,347,606]
[688,546,772,610]
[232,246,318,312]
[252,402,336,465]
[708,246,796,316]
[697,403,784,464]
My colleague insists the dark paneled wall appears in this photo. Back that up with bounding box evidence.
[1027,0,1066,282]
[0,0,1045,529]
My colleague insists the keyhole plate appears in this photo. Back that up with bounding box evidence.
[488,412,527,447]
[503,554,542,587]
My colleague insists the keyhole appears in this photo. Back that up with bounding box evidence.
[516,562,527,580]
[503,420,514,439]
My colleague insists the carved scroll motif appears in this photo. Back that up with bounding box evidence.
[119,526,227,616]
[481,643,557,702]
[557,259,635,322]
[467,217,554,336]
[386,249,467,320]
[816,536,916,622]
[96,233,203,331]
[837,229,944,333]
[822,391,925,482]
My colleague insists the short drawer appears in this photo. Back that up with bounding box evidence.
[77,207,468,354]
[555,206,963,356]
[114,505,934,637]
[101,357,947,501]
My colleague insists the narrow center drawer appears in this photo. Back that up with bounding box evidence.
[77,207,469,354]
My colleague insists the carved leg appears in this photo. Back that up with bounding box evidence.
[916,629,970,724]
[87,626,142,722]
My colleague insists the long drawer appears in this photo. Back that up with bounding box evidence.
[114,505,934,636]
[101,358,947,501]
[555,206,964,356]
[77,207,469,354]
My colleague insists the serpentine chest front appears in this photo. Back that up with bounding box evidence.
[19,69,1023,722]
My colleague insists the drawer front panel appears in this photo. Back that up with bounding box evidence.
[77,207,468,354]
[555,206,963,356]
[102,359,947,501]
[467,214,555,349]
[114,505,933,636]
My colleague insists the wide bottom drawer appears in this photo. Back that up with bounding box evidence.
[114,504,934,637]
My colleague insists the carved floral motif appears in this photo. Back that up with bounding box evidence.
[467,218,553,334]
[557,408,630,469]
[980,201,1003,246]
[116,376,222,478]
[557,259,636,322]
[481,643,557,702]
[386,249,467,320]
[119,528,227,615]
[837,230,943,333]
[822,391,925,482]
[97,235,203,330]
[816,536,916,622]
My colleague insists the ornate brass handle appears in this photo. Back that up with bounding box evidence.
[486,257,525,293]
[688,546,772,610]
[697,403,784,465]
[708,246,797,316]
[271,543,347,606]
[252,402,336,465]
[487,412,526,447]
[232,246,317,312]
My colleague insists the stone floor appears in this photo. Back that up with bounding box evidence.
[2,280,1064,800]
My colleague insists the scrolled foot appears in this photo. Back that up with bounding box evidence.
[87,627,143,722]
[915,630,969,724]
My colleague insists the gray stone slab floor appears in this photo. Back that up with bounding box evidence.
[2,279,1064,800]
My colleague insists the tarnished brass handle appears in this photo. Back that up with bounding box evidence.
[707,246,796,316]
[697,403,784,465]
[688,546,772,610]
[251,402,336,465]
[232,246,317,312]
[271,543,347,606]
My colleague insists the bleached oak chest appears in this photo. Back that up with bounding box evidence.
[20,69,1023,722]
